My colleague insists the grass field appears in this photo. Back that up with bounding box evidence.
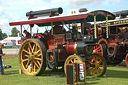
[0,54,128,85]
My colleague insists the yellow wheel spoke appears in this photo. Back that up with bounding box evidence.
[36,61,41,67]
[73,58,75,62]
[22,59,28,62]
[34,61,40,69]
[88,67,93,71]
[37,54,42,57]
[34,58,42,61]
[78,60,81,63]
[25,54,29,57]
[23,49,30,54]
[98,60,102,64]
[70,60,73,63]
[28,43,33,52]
[26,61,29,68]
[94,58,98,63]
[96,68,99,75]
[96,57,99,61]
[28,47,31,53]
[93,68,96,74]
[32,44,36,52]
[35,44,37,51]
[35,50,41,55]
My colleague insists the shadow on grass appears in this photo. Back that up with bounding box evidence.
[5,70,19,75]
[41,70,100,85]
[86,77,99,85]
[77,82,98,85]
[41,69,65,77]
[106,69,128,78]
[4,69,100,85]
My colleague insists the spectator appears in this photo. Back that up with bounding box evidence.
[22,30,31,39]
[0,43,5,75]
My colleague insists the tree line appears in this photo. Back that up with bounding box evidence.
[0,27,20,40]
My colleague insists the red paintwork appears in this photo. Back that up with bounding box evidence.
[49,45,57,49]
[9,14,88,26]
[18,40,23,44]
[65,42,76,55]
[53,34,65,44]
[109,43,117,45]
[23,37,30,39]
[126,54,128,66]
[58,49,68,61]
[93,44,103,56]
[107,34,124,43]
[47,32,54,47]
[98,38,108,44]
[47,39,54,46]
[33,34,41,38]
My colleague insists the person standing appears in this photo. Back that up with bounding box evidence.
[0,43,5,75]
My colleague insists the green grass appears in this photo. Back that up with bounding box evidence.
[0,55,128,85]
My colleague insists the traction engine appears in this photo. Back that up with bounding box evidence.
[93,10,128,65]
[9,7,116,77]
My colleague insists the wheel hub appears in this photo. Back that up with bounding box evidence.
[94,62,99,68]
[28,53,35,62]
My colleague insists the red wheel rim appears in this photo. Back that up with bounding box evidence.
[93,44,103,56]
[126,54,128,66]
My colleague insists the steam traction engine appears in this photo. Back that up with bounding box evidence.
[9,7,115,76]
[93,10,128,65]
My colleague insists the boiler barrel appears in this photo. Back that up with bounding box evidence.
[26,7,63,18]
[65,42,94,56]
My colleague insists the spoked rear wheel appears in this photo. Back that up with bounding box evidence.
[93,44,107,59]
[87,54,107,77]
[19,39,46,76]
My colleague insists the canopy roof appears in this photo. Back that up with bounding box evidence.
[96,17,128,27]
[9,10,115,27]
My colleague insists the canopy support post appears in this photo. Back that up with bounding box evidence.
[20,25,22,37]
[94,16,97,39]
[30,25,32,36]
[81,19,86,35]
[51,22,53,35]
[106,15,109,38]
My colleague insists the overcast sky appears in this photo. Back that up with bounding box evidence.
[0,0,127,35]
